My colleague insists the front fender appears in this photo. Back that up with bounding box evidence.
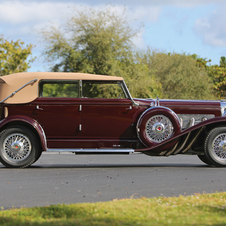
[136,116,226,152]
[0,115,47,151]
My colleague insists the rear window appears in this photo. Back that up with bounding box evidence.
[39,80,79,98]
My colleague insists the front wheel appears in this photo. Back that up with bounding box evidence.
[204,127,226,167]
[0,126,40,168]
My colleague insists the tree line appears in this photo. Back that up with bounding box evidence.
[0,6,225,100]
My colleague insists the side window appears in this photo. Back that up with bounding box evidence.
[82,81,126,99]
[39,80,79,98]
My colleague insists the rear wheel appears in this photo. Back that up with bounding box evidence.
[197,155,213,166]
[0,126,40,168]
[204,127,226,167]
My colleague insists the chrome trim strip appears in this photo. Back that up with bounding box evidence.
[79,124,82,131]
[181,127,205,154]
[34,120,48,151]
[189,118,195,127]
[172,127,204,155]
[165,142,179,156]
[221,100,226,116]
[46,148,135,153]
[122,81,139,106]
[0,79,38,103]
[79,80,82,98]
[172,132,191,155]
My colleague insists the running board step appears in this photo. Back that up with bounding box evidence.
[46,148,135,154]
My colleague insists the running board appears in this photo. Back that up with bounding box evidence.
[46,148,135,154]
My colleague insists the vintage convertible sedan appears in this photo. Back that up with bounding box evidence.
[0,72,226,168]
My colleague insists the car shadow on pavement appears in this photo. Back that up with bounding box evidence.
[24,163,212,169]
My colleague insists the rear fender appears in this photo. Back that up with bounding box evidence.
[0,115,47,151]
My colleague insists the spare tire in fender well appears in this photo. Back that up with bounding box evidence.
[136,106,181,147]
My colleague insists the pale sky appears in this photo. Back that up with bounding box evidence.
[1,0,226,71]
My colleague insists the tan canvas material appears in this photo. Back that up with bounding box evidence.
[0,72,123,104]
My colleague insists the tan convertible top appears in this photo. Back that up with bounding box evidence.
[0,72,124,104]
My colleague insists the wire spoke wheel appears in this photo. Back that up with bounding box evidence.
[212,133,226,161]
[204,127,226,167]
[0,126,40,168]
[145,115,174,143]
[3,133,32,162]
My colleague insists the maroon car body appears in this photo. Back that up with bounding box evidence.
[0,72,226,168]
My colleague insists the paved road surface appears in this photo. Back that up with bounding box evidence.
[0,153,225,209]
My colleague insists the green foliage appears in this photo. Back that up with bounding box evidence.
[82,81,126,99]
[190,54,211,68]
[42,6,135,74]
[117,54,162,98]
[40,6,223,100]
[141,51,215,100]
[220,56,226,67]
[208,63,226,98]
[192,56,226,98]
[40,6,162,99]
[42,83,79,98]
[0,35,35,76]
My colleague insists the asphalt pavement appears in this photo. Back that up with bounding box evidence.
[0,153,225,209]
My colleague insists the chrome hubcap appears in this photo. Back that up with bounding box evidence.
[146,115,174,143]
[153,122,165,133]
[212,133,226,160]
[3,133,31,162]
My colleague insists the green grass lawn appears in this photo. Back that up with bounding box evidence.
[0,192,226,225]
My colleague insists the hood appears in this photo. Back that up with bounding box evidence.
[133,98,221,117]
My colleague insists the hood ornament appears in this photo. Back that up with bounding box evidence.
[150,96,160,107]
[156,96,160,106]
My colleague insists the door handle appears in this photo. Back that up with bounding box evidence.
[36,105,43,110]
[126,106,132,110]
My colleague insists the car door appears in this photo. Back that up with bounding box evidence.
[79,80,138,148]
[33,98,81,138]
[32,80,81,148]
